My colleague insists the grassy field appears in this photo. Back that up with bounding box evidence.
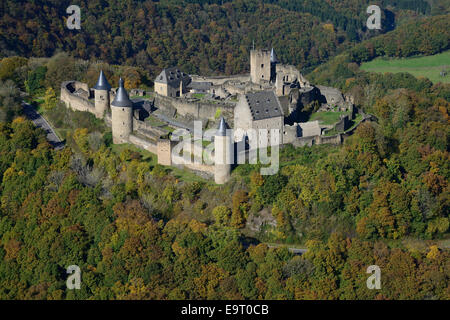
[192,93,205,99]
[309,111,349,125]
[130,94,153,100]
[361,51,450,84]
[145,115,174,133]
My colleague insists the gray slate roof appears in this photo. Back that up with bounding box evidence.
[270,48,278,63]
[245,91,283,121]
[111,78,133,108]
[155,67,191,87]
[93,70,111,91]
[217,117,227,136]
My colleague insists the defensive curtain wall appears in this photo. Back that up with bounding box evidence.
[190,74,250,85]
[289,111,374,147]
[61,80,371,182]
[61,80,216,177]
[189,74,271,100]
[61,81,96,113]
[154,93,235,123]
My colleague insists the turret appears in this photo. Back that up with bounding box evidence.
[214,117,231,184]
[270,47,278,64]
[93,70,111,119]
[111,78,133,144]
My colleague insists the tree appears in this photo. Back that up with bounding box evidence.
[212,205,231,226]
[0,80,22,122]
[25,66,47,95]
[43,87,57,111]
[231,190,249,228]
[0,57,27,84]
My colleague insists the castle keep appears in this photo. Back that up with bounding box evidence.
[61,48,368,184]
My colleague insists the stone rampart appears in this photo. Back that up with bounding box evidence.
[154,94,234,121]
[291,133,342,147]
[128,134,158,154]
[191,74,250,85]
[133,118,167,139]
[60,81,95,113]
[172,154,215,175]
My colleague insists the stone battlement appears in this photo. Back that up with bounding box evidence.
[154,93,234,122]
[60,81,95,113]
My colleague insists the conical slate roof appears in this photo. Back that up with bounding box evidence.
[217,117,227,136]
[93,70,111,91]
[270,48,278,63]
[111,78,133,108]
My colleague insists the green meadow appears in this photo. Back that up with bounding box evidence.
[361,51,450,84]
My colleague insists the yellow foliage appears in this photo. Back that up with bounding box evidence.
[426,245,440,259]
[193,264,228,299]
[171,241,184,256]
[43,87,57,111]
[188,219,207,233]
[4,239,21,261]
[323,23,335,32]
[12,117,26,125]
[345,77,355,87]
[3,167,15,181]
[73,128,89,154]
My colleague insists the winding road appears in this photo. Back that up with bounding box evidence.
[22,102,64,150]
[266,244,308,255]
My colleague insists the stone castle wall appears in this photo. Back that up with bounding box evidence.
[60,81,95,113]
[133,118,167,139]
[221,81,271,96]
[104,113,112,127]
[283,124,299,144]
[291,133,342,148]
[297,86,321,106]
[275,64,309,86]
[154,94,234,121]
[129,134,158,154]
[60,80,220,178]
[316,85,345,106]
[334,115,350,132]
[172,154,215,176]
[317,134,342,145]
[191,74,250,86]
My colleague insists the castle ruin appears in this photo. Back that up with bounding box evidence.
[60,48,369,184]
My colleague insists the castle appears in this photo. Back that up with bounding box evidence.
[61,48,369,184]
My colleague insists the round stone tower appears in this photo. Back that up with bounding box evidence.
[111,78,133,144]
[214,117,231,184]
[93,70,111,119]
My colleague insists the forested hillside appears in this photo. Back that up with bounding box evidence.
[0,112,448,299]
[1,0,447,76]
[307,14,450,91]
[0,0,449,300]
